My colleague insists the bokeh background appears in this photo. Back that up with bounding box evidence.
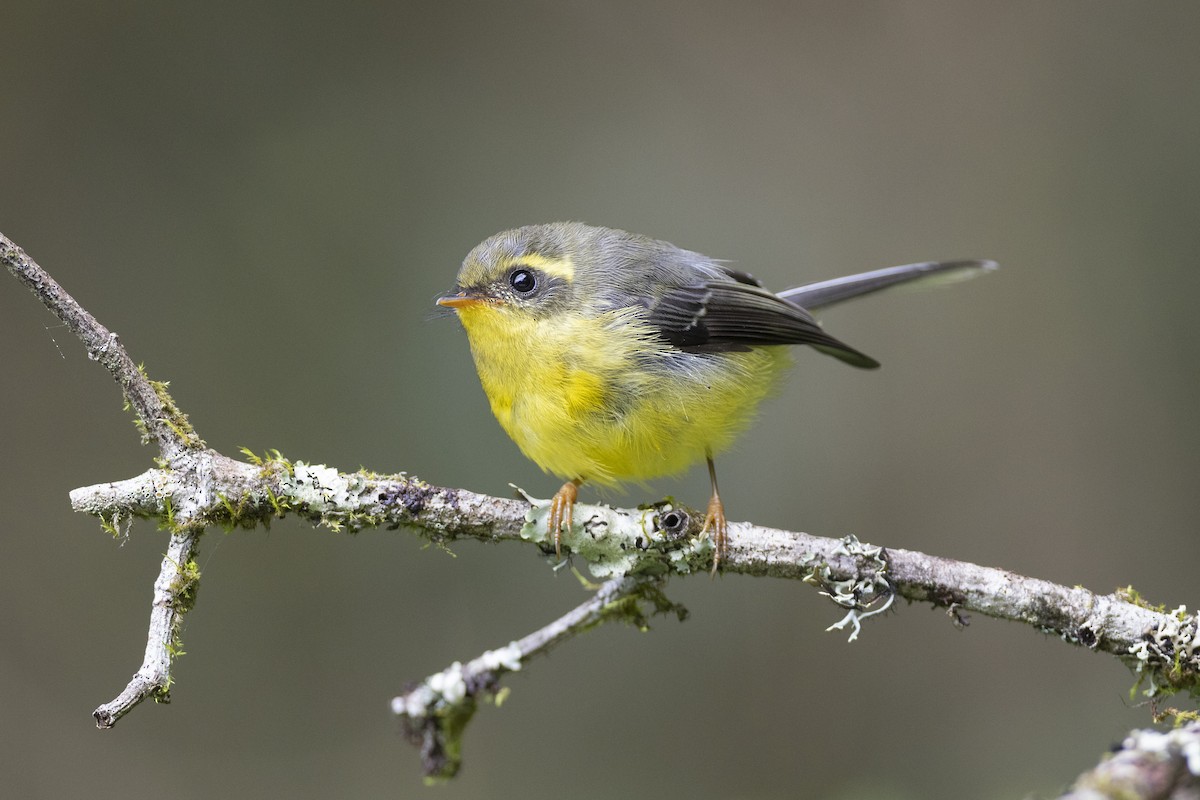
[3,3,1199,798]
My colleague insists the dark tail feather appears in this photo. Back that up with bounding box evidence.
[778,259,998,311]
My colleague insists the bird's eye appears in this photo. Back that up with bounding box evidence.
[509,268,537,294]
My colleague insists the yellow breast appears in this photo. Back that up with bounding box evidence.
[455,303,789,485]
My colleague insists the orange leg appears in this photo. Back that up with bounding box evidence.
[548,479,582,558]
[701,456,728,574]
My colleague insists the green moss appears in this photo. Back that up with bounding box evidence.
[239,447,292,474]
[426,698,475,782]
[100,512,122,539]
[121,364,205,450]
[602,581,688,632]
[170,557,202,616]
[1155,707,1200,727]
[1116,585,1167,613]
[147,554,203,704]
[143,367,204,449]
[161,497,175,531]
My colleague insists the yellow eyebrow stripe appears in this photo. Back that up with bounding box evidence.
[508,252,574,281]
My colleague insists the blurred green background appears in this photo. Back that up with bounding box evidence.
[3,2,1198,798]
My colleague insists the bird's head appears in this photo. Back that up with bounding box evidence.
[437,223,590,323]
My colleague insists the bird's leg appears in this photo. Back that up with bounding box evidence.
[548,479,582,558]
[701,455,728,574]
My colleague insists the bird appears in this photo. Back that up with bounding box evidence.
[437,222,995,571]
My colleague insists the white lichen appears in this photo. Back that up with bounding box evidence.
[427,661,467,705]
[287,462,366,511]
[391,660,472,719]
[1122,725,1200,776]
[805,535,893,642]
[480,643,522,672]
[1127,603,1199,697]
[825,593,896,643]
[392,682,436,718]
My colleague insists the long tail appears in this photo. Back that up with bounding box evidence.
[778,259,998,311]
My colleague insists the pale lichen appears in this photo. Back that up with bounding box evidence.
[1121,725,1200,776]
[479,643,522,672]
[281,461,381,532]
[1128,604,1199,698]
[803,534,894,642]
[519,493,682,577]
[426,661,467,705]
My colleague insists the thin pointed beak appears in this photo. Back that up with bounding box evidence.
[436,293,483,309]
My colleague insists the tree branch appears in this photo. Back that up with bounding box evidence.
[1060,721,1200,799]
[6,230,1198,785]
[1,232,202,461]
[3,230,213,727]
[392,574,685,780]
[63,453,1200,695]
[91,530,201,727]
[73,456,1200,688]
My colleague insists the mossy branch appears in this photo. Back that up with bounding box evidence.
[1,233,202,461]
[5,230,1197,783]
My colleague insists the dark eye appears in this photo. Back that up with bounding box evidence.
[509,268,537,294]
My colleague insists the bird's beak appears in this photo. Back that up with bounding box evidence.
[436,292,483,309]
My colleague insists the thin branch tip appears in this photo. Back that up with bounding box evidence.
[2,230,197,459]
[392,575,667,779]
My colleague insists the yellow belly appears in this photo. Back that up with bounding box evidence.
[456,303,790,485]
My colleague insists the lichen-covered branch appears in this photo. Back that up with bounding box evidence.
[3,229,215,728]
[1059,721,1200,799]
[68,453,1200,703]
[392,574,685,780]
[5,230,1197,783]
[92,531,201,727]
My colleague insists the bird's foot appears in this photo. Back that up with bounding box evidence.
[701,493,728,575]
[547,480,580,558]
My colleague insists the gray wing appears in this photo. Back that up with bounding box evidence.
[646,269,879,369]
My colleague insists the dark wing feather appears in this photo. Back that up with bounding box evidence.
[647,279,880,369]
